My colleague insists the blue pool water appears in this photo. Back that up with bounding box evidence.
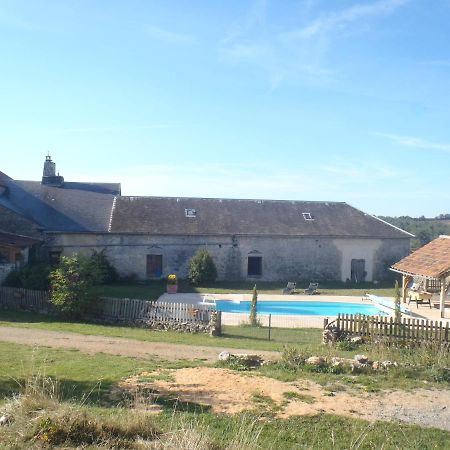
[215,300,384,316]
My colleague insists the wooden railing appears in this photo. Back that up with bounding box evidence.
[335,313,450,345]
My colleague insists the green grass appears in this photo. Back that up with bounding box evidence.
[1,341,450,449]
[0,341,196,405]
[88,279,396,301]
[0,309,323,352]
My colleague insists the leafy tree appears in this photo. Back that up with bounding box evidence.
[49,256,94,317]
[187,249,217,285]
[249,284,258,326]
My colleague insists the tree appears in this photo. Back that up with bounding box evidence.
[249,284,258,326]
[187,249,217,285]
[49,256,93,317]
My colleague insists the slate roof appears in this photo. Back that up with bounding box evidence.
[391,236,450,279]
[0,204,43,239]
[0,178,116,232]
[109,196,412,238]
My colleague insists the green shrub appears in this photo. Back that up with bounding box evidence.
[80,250,118,285]
[249,284,258,326]
[2,263,51,290]
[49,256,95,317]
[187,249,217,285]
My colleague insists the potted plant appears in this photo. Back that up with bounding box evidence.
[166,274,178,294]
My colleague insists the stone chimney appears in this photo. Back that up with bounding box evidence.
[42,154,64,187]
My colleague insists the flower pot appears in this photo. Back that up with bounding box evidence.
[166,284,178,294]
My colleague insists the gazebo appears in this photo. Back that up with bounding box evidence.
[391,235,450,318]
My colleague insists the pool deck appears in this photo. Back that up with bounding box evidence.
[158,293,450,328]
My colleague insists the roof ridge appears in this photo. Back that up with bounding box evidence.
[118,196,346,204]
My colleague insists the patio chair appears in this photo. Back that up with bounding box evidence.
[304,282,319,295]
[282,282,296,295]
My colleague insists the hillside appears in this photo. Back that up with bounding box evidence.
[380,215,450,249]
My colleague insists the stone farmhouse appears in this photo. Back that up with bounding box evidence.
[0,156,412,283]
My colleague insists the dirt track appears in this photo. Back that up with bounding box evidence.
[0,326,279,362]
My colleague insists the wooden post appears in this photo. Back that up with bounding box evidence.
[402,275,411,304]
[440,276,446,319]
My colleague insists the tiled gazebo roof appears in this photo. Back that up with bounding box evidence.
[391,235,450,279]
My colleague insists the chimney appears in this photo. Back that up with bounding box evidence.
[42,154,64,187]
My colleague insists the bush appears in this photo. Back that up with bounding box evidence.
[80,250,118,285]
[2,263,51,290]
[49,256,94,317]
[187,249,217,285]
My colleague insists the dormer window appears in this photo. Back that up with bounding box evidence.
[302,212,314,221]
[185,208,196,218]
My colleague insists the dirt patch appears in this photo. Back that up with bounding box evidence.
[121,367,450,431]
[0,326,279,362]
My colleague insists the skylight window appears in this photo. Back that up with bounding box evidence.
[302,212,314,221]
[185,208,197,218]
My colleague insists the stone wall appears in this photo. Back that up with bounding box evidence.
[46,233,410,282]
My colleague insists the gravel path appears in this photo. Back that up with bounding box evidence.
[0,326,279,362]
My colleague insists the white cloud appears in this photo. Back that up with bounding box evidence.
[145,26,195,45]
[219,0,408,87]
[282,0,408,41]
[375,132,450,153]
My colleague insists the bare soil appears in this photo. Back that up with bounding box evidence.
[121,367,450,431]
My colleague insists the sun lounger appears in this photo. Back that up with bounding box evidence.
[282,282,296,294]
[408,290,432,309]
[304,282,319,295]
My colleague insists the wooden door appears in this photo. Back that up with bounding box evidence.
[351,259,365,283]
[146,254,163,278]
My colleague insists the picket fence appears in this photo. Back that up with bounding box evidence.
[0,286,49,310]
[0,287,214,324]
[333,313,450,345]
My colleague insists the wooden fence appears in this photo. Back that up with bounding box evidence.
[334,313,450,346]
[0,287,214,324]
[98,297,214,324]
[0,287,50,311]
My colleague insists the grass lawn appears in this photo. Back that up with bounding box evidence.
[88,279,397,301]
[0,309,321,352]
[1,341,449,449]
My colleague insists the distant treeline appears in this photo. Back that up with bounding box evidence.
[379,215,450,249]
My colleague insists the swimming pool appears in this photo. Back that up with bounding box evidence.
[215,300,385,317]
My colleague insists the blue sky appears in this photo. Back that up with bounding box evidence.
[1,0,450,216]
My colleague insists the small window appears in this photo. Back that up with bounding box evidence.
[248,256,262,276]
[185,208,196,218]
[302,212,314,221]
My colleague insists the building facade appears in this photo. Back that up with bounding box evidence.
[0,157,412,283]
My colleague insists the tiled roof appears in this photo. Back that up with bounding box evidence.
[0,179,116,232]
[110,196,412,238]
[0,204,43,239]
[391,236,450,279]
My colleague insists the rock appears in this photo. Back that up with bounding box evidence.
[372,361,381,370]
[354,354,369,364]
[218,351,231,361]
[350,336,363,344]
[0,415,12,426]
[381,360,398,369]
[305,356,326,366]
